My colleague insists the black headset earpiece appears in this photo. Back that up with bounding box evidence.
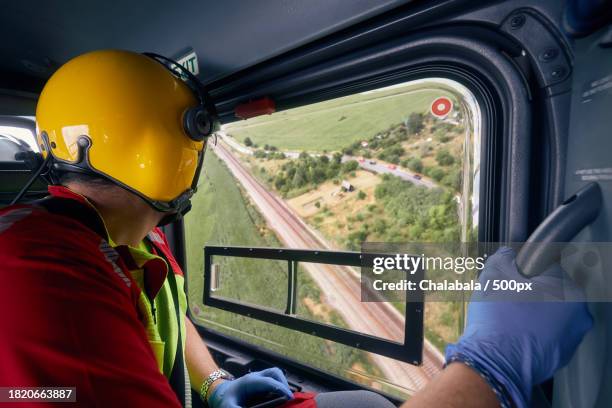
[183,106,212,142]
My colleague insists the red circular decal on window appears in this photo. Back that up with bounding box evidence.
[430,97,453,118]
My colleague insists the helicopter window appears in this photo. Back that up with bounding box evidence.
[185,77,481,398]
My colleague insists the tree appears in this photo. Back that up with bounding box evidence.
[312,168,326,184]
[342,147,354,156]
[407,112,425,134]
[274,176,286,190]
[357,190,366,200]
[292,167,307,188]
[332,152,342,164]
[244,137,253,147]
[341,160,359,173]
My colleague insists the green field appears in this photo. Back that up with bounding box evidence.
[184,153,411,395]
[224,86,456,152]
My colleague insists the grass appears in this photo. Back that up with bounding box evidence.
[184,152,405,396]
[224,85,456,152]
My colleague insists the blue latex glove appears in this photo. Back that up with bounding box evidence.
[445,247,592,408]
[208,367,293,408]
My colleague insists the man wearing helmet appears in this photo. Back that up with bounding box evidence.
[0,50,592,408]
[0,50,399,408]
[0,50,299,408]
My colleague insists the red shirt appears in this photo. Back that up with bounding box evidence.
[0,187,181,407]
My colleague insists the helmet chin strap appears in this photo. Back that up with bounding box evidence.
[157,202,192,227]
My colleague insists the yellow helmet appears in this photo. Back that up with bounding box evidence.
[35,49,216,213]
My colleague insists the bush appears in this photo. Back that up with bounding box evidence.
[373,219,387,234]
[392,126,409,141]
[442,168,462,191]
[314,201,321,209]
[419,144,432,157]
[377,145,404,164]
[405,158,423,173]
[269,152,286,160]
[429,167,446,181]
[253,150,267,159]
[435,129,451,143]
[357,190,366,200]
[244,137,253,147]
[348,230,368,247]
[436,149,455,166]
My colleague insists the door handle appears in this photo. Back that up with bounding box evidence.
[516,182,602,277]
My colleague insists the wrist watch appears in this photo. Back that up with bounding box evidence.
[200,369,233,403]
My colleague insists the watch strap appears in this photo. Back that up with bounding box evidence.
[199,369,232,403]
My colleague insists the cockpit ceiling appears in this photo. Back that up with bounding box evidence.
[0,0,410,93]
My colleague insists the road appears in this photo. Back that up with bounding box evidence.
[212,142,444,393]
[218,132,440,190]
[342,156,438,189]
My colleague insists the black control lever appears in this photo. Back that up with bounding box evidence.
[516,182,602,277]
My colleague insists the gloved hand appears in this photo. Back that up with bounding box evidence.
[445,247,593,408]
[207,367,293,408]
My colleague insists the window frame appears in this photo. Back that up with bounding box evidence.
[177,6,544,398]
[202,245,425,365]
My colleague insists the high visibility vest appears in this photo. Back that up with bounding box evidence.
[34,186,191,406]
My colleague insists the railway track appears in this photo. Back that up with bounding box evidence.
[212,143,444,392]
